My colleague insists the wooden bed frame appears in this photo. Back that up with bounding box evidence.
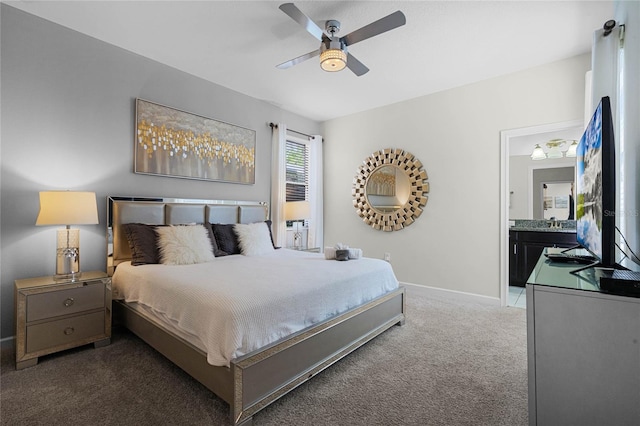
[108,196,406,425]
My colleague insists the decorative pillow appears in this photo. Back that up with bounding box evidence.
[123,223,162,265]
[156,225,215,265]
[264,220,280,249]
[212,223,241,255]
[204,222,229,257]
[234,222,276,256]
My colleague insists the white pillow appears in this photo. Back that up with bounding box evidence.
[156,225,215,265]
[234,222,275,256]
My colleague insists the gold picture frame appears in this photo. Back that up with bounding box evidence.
[353,148,429,231]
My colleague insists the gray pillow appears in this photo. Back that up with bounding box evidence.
[204,222,230,257]
[264,220,280,249]
[123,223,161,265]
[212,223,241,255]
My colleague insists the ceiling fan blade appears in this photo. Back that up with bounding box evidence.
[341,10,406,46]
[346,53,369,76]
[279,3,325,41]
[276,49,320,69]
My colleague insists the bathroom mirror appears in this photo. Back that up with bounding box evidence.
[541,182,574,220]
[532,167,575,219]
[353,148,429,231]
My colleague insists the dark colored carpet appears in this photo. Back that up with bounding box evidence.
[0,287,527,425]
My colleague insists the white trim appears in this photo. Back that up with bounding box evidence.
[400,282,500,306]
[284,133,309,145]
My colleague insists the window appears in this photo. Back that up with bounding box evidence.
[285,139,309,226]
[285,140,309,202]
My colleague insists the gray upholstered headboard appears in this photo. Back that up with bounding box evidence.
[107,196,268,274]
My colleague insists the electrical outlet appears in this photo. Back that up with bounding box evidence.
[384,252,391,262]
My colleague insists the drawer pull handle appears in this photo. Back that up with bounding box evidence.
[63,298,74,307]
[63,327,75,335]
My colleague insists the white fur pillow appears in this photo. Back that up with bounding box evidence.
[234,222,275,256]
[156,225,215,265]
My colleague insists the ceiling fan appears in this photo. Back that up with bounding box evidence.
[276,3,406,76]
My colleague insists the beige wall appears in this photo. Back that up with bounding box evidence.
[322,54,590,299]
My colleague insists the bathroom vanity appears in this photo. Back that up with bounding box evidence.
[509,220,577,287]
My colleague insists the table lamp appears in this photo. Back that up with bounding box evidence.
[36,191,99,281]
[285,201,310,249]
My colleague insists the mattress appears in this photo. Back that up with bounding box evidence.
[112,249,399,366]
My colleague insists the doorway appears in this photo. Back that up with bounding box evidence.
[499,120,583,306]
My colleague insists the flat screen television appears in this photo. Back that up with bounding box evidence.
[574,96,616,269]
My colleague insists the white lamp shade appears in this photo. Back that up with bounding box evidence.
[36,191,99,226]
[546,144,564,159]
[285,201,311,220]
[530,144,547,161]
[565,141,578,158]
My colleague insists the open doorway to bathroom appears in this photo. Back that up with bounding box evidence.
[500,120,583,308]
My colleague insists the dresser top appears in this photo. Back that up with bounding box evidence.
[15,271,108,290]
[527,249,640,297]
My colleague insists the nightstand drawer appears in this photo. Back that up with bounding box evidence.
[26,311,105,353]
[27,283,104,322]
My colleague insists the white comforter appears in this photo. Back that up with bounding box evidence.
[112,249,399,366]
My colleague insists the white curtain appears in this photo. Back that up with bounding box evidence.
[270,123,287,247]
[307,135,324,250]
[590,23,625,263]
[271,126,324,250]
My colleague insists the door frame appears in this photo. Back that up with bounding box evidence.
[499,119,583,306]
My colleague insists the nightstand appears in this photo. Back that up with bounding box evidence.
[14,271,111,370]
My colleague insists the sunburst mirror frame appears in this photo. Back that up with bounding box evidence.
[352,148,429,231]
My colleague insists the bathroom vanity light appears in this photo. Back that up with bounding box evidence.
[531,140,575,160]
[531,144,547,160]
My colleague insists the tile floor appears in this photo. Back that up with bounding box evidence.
[508,285,526,308]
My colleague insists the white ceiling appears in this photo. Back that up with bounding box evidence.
[6,1,614,122]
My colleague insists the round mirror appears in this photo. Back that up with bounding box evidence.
[353,148,429,231]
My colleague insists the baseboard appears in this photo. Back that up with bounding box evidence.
[400,282,501,306]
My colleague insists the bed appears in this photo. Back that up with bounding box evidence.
[107,196,405,425]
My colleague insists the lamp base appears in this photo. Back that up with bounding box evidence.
[293,231,302,249]
[54,271,82,282]
[55,229,81,281]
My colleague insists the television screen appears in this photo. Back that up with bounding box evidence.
[575,96,616,267]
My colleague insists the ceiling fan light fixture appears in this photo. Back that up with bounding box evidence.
[320,47,347,72]
[320,38,347,72]
[278,4,405,76]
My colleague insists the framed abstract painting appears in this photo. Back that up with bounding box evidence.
[135,99,256,184]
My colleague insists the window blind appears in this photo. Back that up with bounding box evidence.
[285,140,309,202]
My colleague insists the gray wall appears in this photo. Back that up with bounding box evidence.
[0,5,320,339]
